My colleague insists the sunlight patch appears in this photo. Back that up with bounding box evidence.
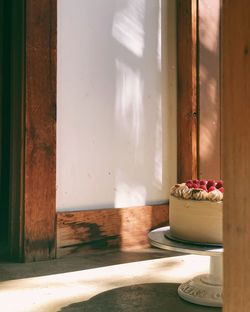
[112,0,145,57]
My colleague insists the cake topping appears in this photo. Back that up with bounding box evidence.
[192,189,208,200]
[170,179,224,201]
[207,189,223,201]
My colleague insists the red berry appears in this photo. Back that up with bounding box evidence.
[192,179,199,184]
[218,187,224,193]
[199,185,208,192]
[186,182,193,188]
[207,180,215,188]
[208,186,216,192]
[192,183,199,189]
[215,180,223,188]
[186,180,193,184]
[200,180,206,186]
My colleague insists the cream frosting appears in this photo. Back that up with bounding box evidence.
[192,189,208,200]
[170,183,223,202]
[207,189,223,202]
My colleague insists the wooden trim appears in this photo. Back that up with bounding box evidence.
[23,0,57,262]
[9,0,26,261]
[177,0,198,182]
[222,1,250,311]
[57,204,168,257]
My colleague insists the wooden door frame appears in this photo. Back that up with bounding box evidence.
[178,1,250,310]
[177,0,198,182]
[9,0,57,262]
[9,0,198,262]
[9,0,169,262]
[10,1,250,310]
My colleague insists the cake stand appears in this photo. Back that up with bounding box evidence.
[148,226,223,307]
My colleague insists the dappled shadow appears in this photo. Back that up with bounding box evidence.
[57,0,176,213]
[56,0,175,266]
[59,283,222,312]
[0,248,181,282]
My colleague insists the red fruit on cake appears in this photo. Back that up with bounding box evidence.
[199,185,207,191]
[207,180,216,188]
[199,180,206,186]
[216,181,223,189]
[186,182,193,188]
[208,186,216,192]
[192,183,199,189]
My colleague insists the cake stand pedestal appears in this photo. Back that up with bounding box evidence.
[148,226,223,307]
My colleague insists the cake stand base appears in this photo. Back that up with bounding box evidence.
[148,227,223,307]
[178,256,223,307]
[178,274,222,307]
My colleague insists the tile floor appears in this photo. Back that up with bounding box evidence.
[0,248,222,312]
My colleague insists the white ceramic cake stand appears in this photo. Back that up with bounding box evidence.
[148,226,223,307]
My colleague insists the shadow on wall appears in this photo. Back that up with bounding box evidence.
[58,283,222,312]
[57,0,176,251]
[57,0,177,212]
[112,0,163,209]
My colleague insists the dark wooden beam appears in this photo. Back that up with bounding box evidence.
[22,0,57,261]
[8,0,57,262]
[177,0,198,182]
[9,0,26,261]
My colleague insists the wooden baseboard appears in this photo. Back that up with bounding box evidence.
[57,204,169,257]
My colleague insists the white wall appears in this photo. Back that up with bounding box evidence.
[57,0,177,211]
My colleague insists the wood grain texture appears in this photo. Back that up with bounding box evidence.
[198,0,221,180]
[24,0,57,261]
[177,0,198,182]
[8,0,25,261]
[222,1,250,311]
[57,204,168,257]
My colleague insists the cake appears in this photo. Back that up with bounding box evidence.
[169,179,223,244]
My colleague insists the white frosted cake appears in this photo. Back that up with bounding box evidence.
[169,179,223,244]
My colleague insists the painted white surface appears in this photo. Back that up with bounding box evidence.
[57,0,177,211]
